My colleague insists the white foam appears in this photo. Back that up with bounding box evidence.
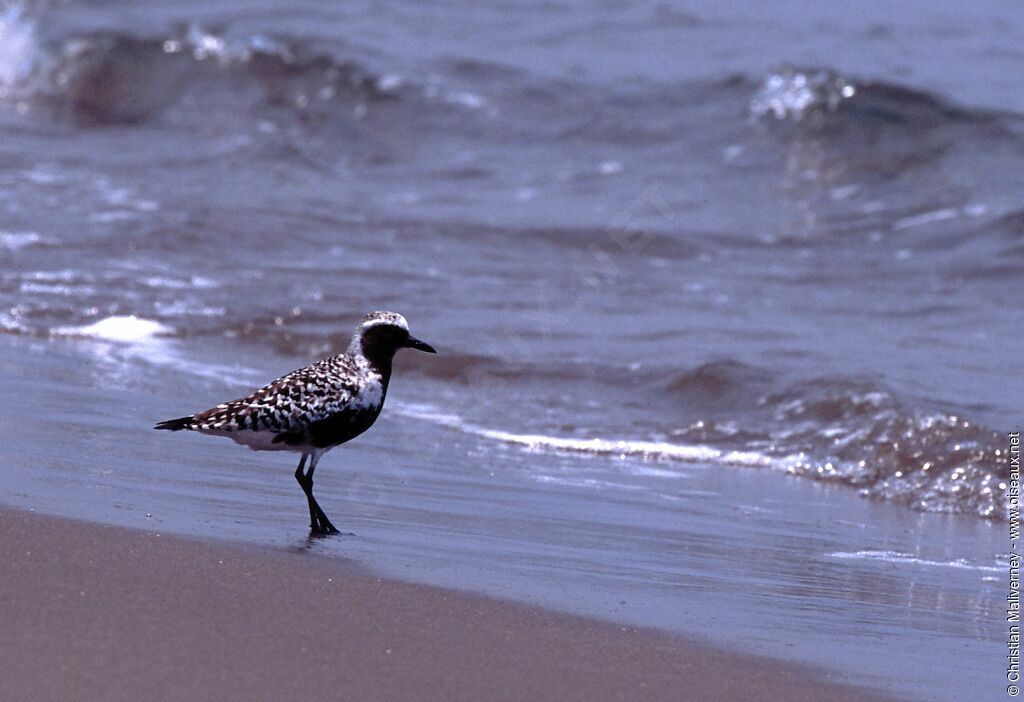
[0,230,42,251]
[476,428,771,466]
[142,275,218,290]
[24,269,81,282]
[0,3,39,97]
[396,403,778,469]
[749,70,855,121]
[829,550,1002,573]
[55,315,173,343]
[377,74,403,92]
[0,310,25,333]
[19,281,95,296]
[894,208,959,230]
[598,160,624,175]
[443,91,486,109]
[53,316,261,388]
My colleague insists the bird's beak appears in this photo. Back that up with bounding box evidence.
[405,336,437,354]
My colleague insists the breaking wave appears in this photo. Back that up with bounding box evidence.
[0,16,494,131]
[399,369,1010,522]
[2,6,1016,154]
[395,403,778,469]
[755,380,1007,520]
[749,66,1007,130]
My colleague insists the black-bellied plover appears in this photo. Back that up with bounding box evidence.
[155,311,436,535]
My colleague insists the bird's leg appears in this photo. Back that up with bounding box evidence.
[300,451,339,535]
[294,454,318,530]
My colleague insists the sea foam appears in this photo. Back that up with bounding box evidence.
[55,315,173,343]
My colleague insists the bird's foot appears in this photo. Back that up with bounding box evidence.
[309,513,341,536]
[308,526,342,538]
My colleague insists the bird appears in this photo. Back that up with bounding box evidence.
[155,311,436,535]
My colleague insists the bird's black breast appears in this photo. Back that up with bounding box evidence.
[306,406,382,449]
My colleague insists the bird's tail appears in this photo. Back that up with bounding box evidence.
[154,415,195,431]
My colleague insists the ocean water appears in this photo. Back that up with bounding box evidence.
[1,1,1020,700]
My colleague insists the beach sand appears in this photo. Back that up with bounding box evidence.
[0,507,894,702]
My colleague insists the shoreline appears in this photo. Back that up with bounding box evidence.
[0,506,896,701]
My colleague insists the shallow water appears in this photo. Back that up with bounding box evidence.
[1,1,1020,700]
[0,334,1007,700]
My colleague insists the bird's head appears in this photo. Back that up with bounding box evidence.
[348,311,436,368]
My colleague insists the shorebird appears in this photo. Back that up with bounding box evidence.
[155,311,436,535]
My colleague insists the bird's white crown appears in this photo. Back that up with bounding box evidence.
[360,311,409,331]
[348,311,409,355]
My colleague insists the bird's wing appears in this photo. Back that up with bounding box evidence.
[191,356,362,434]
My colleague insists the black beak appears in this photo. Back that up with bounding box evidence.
[406,336,437,354]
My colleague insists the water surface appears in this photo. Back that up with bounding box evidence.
[1,1,1020,700]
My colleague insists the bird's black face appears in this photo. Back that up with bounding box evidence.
[359,324,436,365]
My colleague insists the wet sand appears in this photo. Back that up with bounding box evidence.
[0,507,895,702]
